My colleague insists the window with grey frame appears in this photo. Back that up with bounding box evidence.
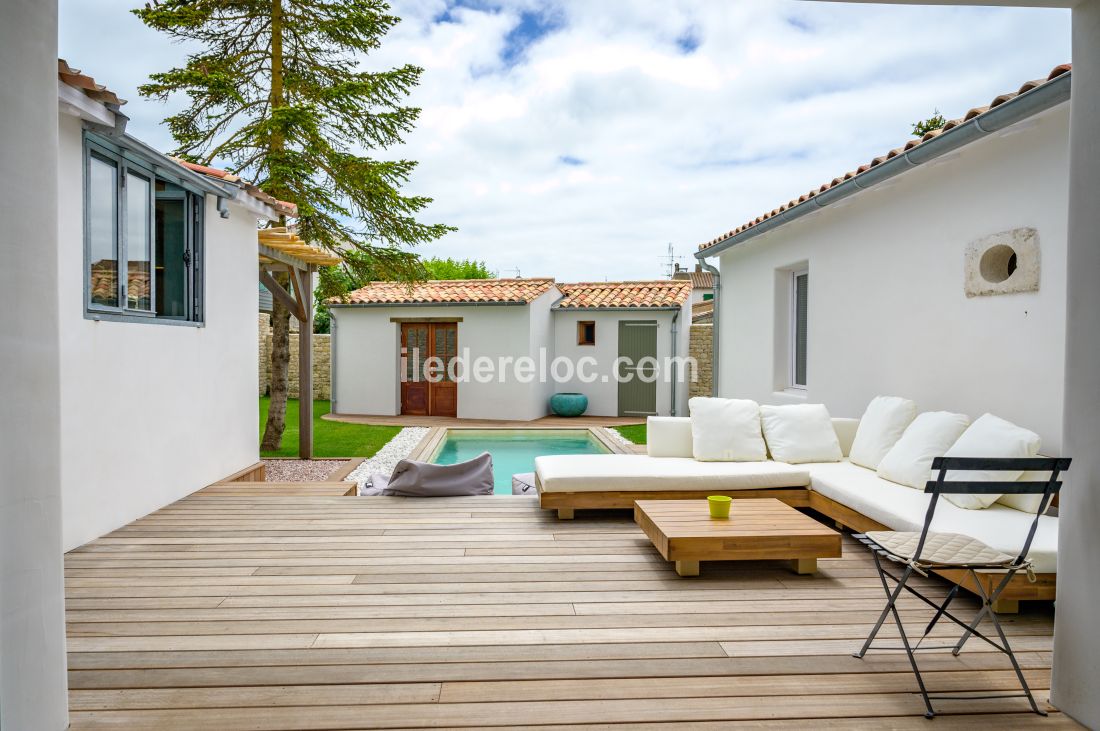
[84,134,204,324]
[790,269,808,389]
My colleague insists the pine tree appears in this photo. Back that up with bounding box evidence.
[135,0,453,451]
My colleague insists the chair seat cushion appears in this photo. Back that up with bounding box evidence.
[865,531,1017,568]
[535,454,810,494]
[806,460,1058,574]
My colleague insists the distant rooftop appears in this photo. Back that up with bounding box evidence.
[335,278,557,305]
[554,280,692,310]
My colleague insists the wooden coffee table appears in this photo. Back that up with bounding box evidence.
[634,498,842,577]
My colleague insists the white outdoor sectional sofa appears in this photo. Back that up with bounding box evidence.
[534,401,1059,611]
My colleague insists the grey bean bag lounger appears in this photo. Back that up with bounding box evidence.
[359,452,494,496]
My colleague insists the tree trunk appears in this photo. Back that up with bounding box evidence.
[260,0,290,454]
[261,273,292,451]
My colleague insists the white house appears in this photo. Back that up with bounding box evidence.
[56,61,292,550]
[697,63,1071,453]
[329,278,692,420]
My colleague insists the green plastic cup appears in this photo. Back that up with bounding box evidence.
[708,495,732,519]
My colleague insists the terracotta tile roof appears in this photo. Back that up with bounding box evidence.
[699,63,1072,253]
[691,299,714,323]
[58,59,125,107]
[554,280,692,309]
[336,278,557,305]
[171,159,298,217]
[673,269,714,289]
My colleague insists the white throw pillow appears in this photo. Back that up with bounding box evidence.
[689,397,767,462]
[760,404,842,464]
[877,411,971,489]
[646,417,694,458]
[941,413,1042,510]
[848,396,917,470]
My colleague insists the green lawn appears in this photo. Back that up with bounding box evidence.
[613,424,647,444]
[260,398,400,458]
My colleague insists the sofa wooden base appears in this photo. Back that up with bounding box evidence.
[538,486,811,518]
[806,492,1055,612]
[535,481,1054,612]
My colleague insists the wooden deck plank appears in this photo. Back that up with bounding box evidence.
[65,492,1071,729]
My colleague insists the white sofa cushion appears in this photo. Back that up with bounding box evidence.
[760,404,843,464]
[535,454,810,494]
[806,460,1057,574]
[848,396,917,470]
[689,397,767,462]
[646,416,694,458]
[941,413,1042,510]
[877,411,970,489]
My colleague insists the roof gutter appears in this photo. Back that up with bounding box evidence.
[552,306,683,312]
[695,70,1071,260]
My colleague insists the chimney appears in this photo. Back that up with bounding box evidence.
[694,263,702,273]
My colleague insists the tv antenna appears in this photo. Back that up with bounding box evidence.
[660,243,684,279]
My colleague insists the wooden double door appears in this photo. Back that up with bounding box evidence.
[400,322,458,417]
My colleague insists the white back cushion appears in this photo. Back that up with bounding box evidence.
[877,411,971,489]
[831,418,860,457]
[646,417,694,458]
[689,397,767,462]
[942,413,1041,510]
[998,470,1051,514]
[761,404,843,464]
[849,396,917,470]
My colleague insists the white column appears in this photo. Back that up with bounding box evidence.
[1051,1,1100,728]
[0,1,69,729]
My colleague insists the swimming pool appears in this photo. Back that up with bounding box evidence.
[429,429,611,494]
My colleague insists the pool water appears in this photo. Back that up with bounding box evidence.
[430,429,610,494]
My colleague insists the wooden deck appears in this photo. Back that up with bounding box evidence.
[64,490,1073,729]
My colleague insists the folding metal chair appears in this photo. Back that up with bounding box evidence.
[852,455,1069,719]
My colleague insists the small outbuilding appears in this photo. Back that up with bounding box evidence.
[329,278,692,420]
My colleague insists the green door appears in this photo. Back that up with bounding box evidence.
[617,320,658,417]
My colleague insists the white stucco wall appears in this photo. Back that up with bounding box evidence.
[1,2,69,726]
[712,103,1069,451]
[1053,5,1100,726]
[58,114,261,551]
[331,294,555,422]
[551,306,691,417]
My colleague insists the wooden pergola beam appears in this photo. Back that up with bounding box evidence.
[259,267,305,322]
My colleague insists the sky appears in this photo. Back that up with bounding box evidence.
[59,1,1071,282]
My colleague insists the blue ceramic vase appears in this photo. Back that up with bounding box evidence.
[550,392,588,417]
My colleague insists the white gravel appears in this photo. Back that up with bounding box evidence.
[262,459,347,482]
[604,427,637,449]
[347,427,430,490]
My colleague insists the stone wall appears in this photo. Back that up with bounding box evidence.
[258,314,271,396]
[259,314,331,400]
[689,323,713,399]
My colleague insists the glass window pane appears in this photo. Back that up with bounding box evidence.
[155,180,187,318]
[126,172,152,310]
[88,154,118,307]
[795,273,809,387]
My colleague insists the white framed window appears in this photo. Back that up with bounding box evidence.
[789,268,809,389]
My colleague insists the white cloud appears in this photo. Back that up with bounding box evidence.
[60,0,1070,280]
